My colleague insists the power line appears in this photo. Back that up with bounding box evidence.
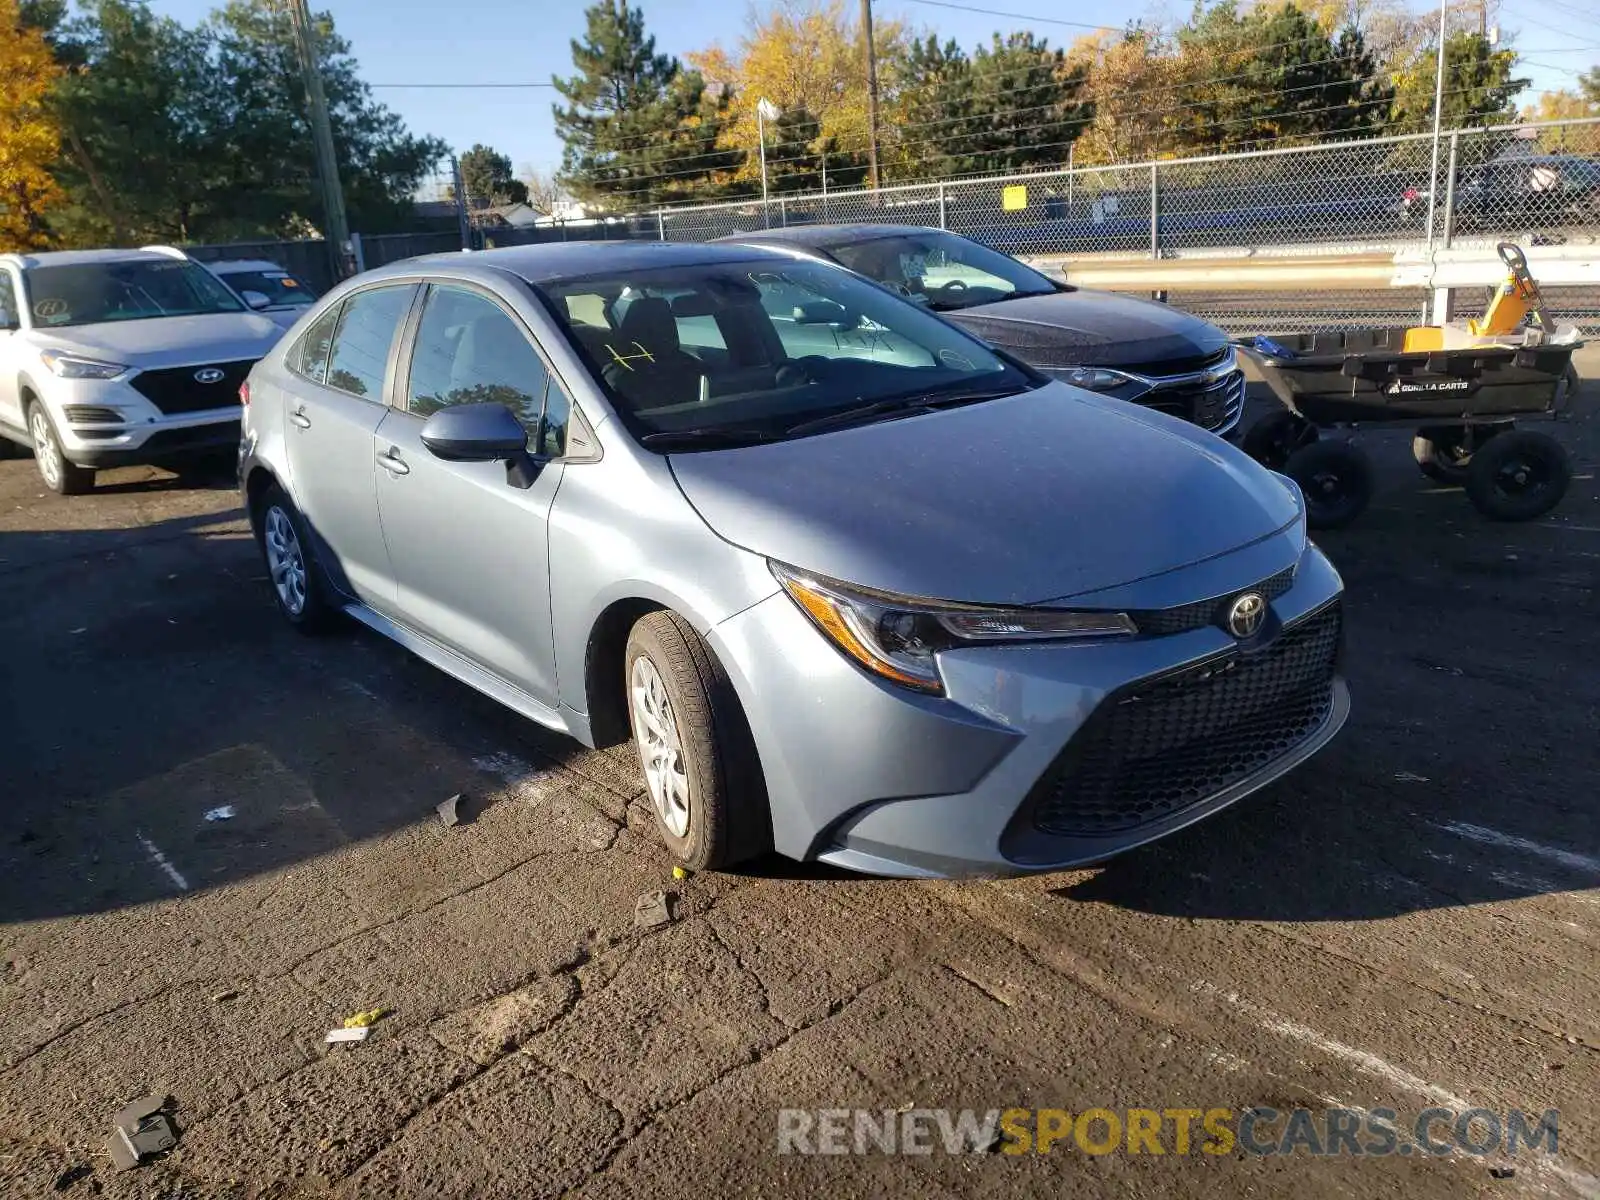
[370,82,558,89]
[889,0,1109,33]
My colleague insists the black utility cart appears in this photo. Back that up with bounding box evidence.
[1239,242,1582,529]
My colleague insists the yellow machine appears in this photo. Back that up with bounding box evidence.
[1402,243,1555,353]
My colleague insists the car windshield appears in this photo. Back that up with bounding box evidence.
[24,260,244,327]
[218,268,316,307]
[536,256,1038,446]
[825,232,1059,311]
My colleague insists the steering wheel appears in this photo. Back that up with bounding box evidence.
[776,356,830,388]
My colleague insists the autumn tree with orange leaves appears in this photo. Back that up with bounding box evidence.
[0,0,63,249]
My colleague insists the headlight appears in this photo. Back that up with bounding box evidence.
[39,350,128,380]
[1048,366,1132,392]
[771,563,1135,694]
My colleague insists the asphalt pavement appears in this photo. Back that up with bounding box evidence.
[1,356,1597,1198]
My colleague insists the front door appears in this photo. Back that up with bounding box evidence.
[373,283,568,707]
[281,283,417,609]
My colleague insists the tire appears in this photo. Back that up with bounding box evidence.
[1411,423,1508,485]
[1463,430,1571,522]
[1284,439,1374,530]
[1242,410,1316,470]
[252,484,336,632]
[624,611,771,872]
[27,401,94,495]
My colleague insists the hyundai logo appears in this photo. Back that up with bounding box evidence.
[1226,592,1266,639]
[194,367,226,384]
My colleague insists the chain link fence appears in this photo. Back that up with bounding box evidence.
[641,116,1600,260]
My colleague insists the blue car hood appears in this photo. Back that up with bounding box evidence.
[668,382,1299,606]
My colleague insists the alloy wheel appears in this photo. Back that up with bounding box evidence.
[262,505,307,616]
[30,409,61,489]
[630,655,691,839]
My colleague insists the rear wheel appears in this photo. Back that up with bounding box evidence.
[253,484,335,631]
[625,611,770,872]
[1284,440,1374,530]
[1242,410,1317,471]
[1463,430,1571,521]
[27,402,94,495]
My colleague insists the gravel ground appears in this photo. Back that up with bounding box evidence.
[1,351,1597,1199]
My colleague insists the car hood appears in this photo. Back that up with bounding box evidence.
[943,289,1228,370]
[28,312,285,367]
[668,382,1299,606]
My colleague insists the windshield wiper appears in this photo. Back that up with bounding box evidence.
[784,386,1020,437]
[638,427,779,451]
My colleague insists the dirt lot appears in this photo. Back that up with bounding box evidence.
[2,360,1597,1199]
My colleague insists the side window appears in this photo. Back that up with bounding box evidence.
[407,286,550,434]
[324,285,415,399]
[0,272,18,328]
[539,375,571,458]
[293,302,342,384]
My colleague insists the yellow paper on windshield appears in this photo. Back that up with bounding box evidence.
[1002,185,1028,212]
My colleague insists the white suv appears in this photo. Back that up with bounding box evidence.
[0,246,286,493]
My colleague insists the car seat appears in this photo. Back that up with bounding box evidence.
[600,297,706,411]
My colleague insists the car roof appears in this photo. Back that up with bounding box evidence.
[207,259,294,274]
[0,247,190,270]
[382,240,804,286]
[712,223,940,249]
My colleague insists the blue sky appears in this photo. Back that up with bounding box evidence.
[145,0,1591,178]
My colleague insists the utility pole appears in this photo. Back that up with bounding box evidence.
[861,0,880,191]
[287,0,351,279]
[1424,0,1448,250]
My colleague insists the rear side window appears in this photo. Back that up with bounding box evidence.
[406,285,550,433]
[0,272,18,328]
[324,285,415,399]
[292,303,341,384]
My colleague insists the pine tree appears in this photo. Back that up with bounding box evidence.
[553,0,741,207]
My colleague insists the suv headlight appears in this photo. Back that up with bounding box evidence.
[1046,365,1133,392]
[771,563,1135,694]
[39,350,129,380]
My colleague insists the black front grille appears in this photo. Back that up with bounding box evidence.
[1132,565,1297,636]
[1122,346,1232,376]
[1029,603,1341,837]
[130,359,256,415]
[1143,370,1245,431]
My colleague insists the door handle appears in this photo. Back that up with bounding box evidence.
[289,407,311,429]
[376,449,410,476]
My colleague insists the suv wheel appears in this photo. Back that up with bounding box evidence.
[28,402,94,495]
[625,611,770,872]
[254,485,335,631]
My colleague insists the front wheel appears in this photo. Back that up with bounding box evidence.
[28,402,94,495]
[1284,440,1374,530]
[1463,430,1571,521]
[625,611,770,872]
[1242,410,1317,471]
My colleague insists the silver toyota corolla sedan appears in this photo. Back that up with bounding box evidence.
[239,241,1349,878]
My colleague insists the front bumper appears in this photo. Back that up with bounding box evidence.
[710,530,1346,878]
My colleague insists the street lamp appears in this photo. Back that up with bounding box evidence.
[757,97,780,211]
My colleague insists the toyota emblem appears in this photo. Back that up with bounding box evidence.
[1226,592,1266,639]
[194,367,226,384]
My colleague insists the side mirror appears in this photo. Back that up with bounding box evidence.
[419,402,529,461]
[419,401,545,488]
[241,290,272,310]
[791,299,857,328]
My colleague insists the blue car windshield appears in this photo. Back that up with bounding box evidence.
[827,231,1060,311]
[536,256,1039,444]
[25,260,245,327]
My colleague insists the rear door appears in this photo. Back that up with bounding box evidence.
[372,281,568,707]
[281,283,417,609]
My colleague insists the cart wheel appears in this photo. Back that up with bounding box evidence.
[1411,423,1510,486]
[1242,411,1317,470]
[1284,440,1374,530]
[1463,430,1571,522]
